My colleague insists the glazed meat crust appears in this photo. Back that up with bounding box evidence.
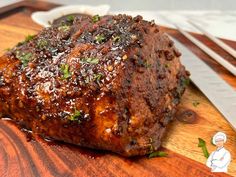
[0,14,189,156]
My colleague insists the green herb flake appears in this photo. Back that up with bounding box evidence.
[95,34,105,44]
[94,73,103,81]
[81,57,99,64]
[112,35,121,42]
[164,63,170,68]
[66,15,75,22]
[198,138,210,158]
[69,109,81,123]
[144,61,152,68]
[192,100,200,107]
[16,34,35,46]
[181,77,190,87]
[25,34,35,42]
[17,41,24,47]
[148,151,168,158]
[4,48,11,52]
[60,64,71,79]
[16,51,32,67]
[58,25,70,32]
[37,39,48,49]
[92,15,100,23]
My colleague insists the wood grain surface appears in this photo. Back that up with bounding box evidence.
[0,1,235,177]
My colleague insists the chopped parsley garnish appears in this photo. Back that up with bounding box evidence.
[25,34,35,42]
[144,61,152,68]
[192,100,200,107]
[112,35,121,42]
[17,34,35,46]
[66,15,75,22]
[164,63,170,68]
[181,77,190,87]
[198,138,210,158]
[69,109,81,123]
[95,34,105,44]
[37,39,48,49]
[58,25,70,32]
[60,64,71,79]
[92,15,100,23]
[80,57,99,64]
[4,48,11,52]
[94,73,103,81]
[16,51,32,67]
[149,151,168,158]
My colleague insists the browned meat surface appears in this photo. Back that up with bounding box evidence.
[0,14,189,156]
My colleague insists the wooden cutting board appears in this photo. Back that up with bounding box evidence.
[0,1,235,177]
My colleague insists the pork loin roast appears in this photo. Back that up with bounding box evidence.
[0,14,189,156]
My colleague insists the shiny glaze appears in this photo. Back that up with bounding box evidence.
[0,14,189,156]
